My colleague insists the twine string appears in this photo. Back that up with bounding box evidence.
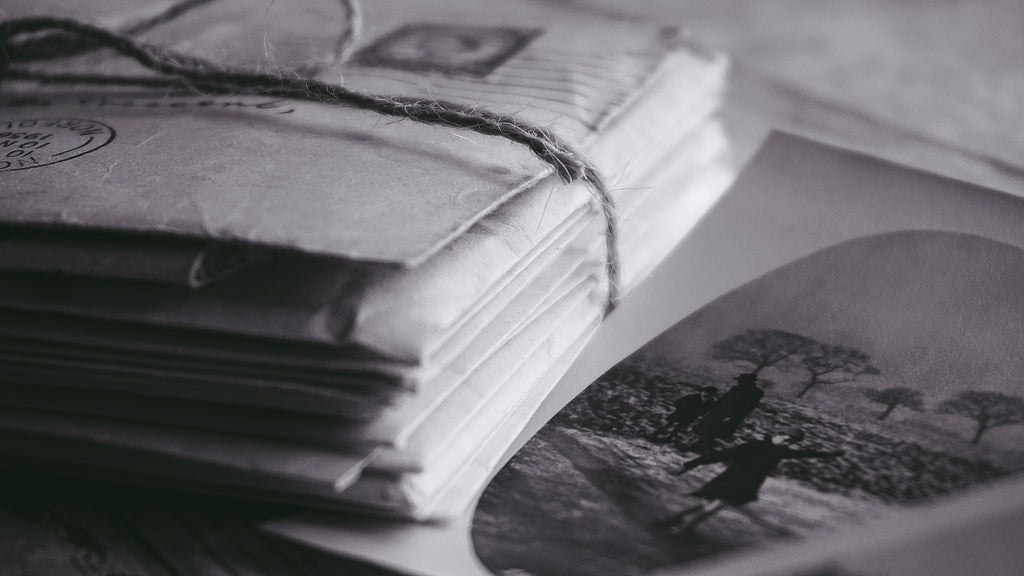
[0,15,621,309]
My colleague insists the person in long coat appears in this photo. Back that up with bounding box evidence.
[648,386,718,443]
[682,373,764,451]
[659,429,843,535]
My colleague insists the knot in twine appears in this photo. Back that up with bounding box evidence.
[0,15,621,310]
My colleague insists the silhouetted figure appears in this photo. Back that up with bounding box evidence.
[649,386,718,443]
[660,429,843,536]
[682,373,764,451]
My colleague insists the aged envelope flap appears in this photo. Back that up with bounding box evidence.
[0,0,678,266]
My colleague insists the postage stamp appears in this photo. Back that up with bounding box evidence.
[352,23,541,77]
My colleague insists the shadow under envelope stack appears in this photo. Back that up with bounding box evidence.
[0,0,734,521]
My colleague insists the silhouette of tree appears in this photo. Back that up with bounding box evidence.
[937,391,1024,444]
[796,344,879,398]
[708,329,816,376]
[864,387,924,420]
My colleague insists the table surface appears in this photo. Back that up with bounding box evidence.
[3,1,1022,575]
[609,0,1024,197]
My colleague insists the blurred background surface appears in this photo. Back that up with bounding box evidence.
[580,0,1024,194]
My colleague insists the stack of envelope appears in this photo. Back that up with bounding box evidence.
[0,0,733,519]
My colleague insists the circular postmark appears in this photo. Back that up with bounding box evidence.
[0,118,115,172]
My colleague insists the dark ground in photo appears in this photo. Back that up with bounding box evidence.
[472,360,1021,576]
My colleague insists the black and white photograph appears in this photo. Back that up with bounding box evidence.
[473,228,1024,576]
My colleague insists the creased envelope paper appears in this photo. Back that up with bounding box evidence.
[0,0,733,517]
[3,0,679,265]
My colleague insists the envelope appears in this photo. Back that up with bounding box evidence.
[0,407,377,496]
[2,0,695,265]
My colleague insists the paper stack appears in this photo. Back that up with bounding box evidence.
[0,0,733,519]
